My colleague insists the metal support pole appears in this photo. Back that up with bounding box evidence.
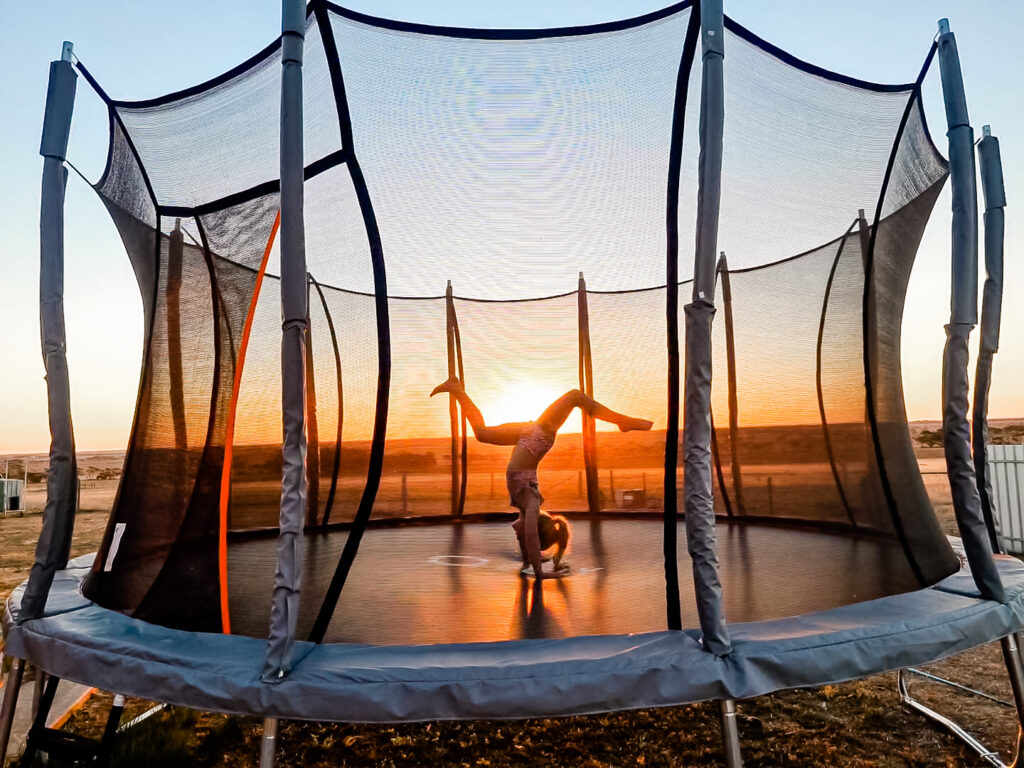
[0,659,26,765]
[719,699,743,767]
[263,0,308,681]
[578,273,601,515]
[20,42,78,623]
[936,18,1004,603]
[683,0,731,656]
[21,674,59,767]
[1000,634,1024,731]
[31,668,46,720]
[259,717,279,768]
[974,125,1007,553]
[96,693,126,765]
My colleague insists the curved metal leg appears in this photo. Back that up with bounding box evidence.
[898,633,1024,767]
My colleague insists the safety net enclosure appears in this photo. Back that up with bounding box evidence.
[5,0,1024,753]
[74,0,957,642]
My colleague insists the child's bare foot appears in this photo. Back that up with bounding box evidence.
[430,378,462,397]
[619,417,653,432]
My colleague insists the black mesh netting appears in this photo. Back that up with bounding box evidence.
[80,1,958,645]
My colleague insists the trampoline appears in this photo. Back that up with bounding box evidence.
[225,517,922,645]
[3,1,1022,766]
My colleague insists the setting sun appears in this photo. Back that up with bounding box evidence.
[486,382,575,428]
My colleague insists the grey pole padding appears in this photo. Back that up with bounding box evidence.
[682,0,730,656]
[937,20,1004,603]
[264,0,308,681]
[684,301,730,654]
[973,127,1007,554]
[691,0,725,304]
[20,52,78,623]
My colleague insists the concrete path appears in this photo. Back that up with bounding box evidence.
[2,668,93,765]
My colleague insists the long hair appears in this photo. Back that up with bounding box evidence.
[537,512,570,568]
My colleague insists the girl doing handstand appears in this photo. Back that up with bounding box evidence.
[431,382,652,579]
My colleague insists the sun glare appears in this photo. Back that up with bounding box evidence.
[489,382,570,427]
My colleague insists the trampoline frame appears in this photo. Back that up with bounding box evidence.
[1,4,1020,768]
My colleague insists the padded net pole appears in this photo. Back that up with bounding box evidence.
[305,280,321,527]
[683,0,730,655]
[167,220,188,457]
[717,253,743,515]
[263,0,308,680]
[855,208,883,518]
[937,19,1004,602]
[973,125,1007,554]
[445,281,461,516]
[578,273,601,515]
[20,43,78,623]
[453,299,468,517]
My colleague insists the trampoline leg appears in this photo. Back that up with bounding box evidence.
[719,699,743,768]
[31,667,46,720]
[95,694,125,767]
[1001,634,1024,767]
[259,717,278,768]
[21,673,59,767]
[0,659,26,766]
[898,663,1019,768]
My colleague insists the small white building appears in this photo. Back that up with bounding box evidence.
[1,478,25,514]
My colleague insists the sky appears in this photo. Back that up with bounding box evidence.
[0,1,1022,453]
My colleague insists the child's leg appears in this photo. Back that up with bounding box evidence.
[538,390,653,433]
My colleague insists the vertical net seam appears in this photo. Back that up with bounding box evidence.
[815,220,858,527]
[311,276,345,528]
[861,43,939,587]
[75,61,166,592]
[309,0,393,643]
[663,4,701,632]
[133,215,223,625]
[216,210,280,631]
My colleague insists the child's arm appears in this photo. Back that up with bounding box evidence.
[523,509,546,579]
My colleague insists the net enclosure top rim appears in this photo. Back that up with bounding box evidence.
[96,0,925,111]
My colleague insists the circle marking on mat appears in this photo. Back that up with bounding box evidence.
[429,555,489,567]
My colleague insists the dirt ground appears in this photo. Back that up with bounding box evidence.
[4,457,1023,766]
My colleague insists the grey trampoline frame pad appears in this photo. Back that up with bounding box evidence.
[4,546,1024,723]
